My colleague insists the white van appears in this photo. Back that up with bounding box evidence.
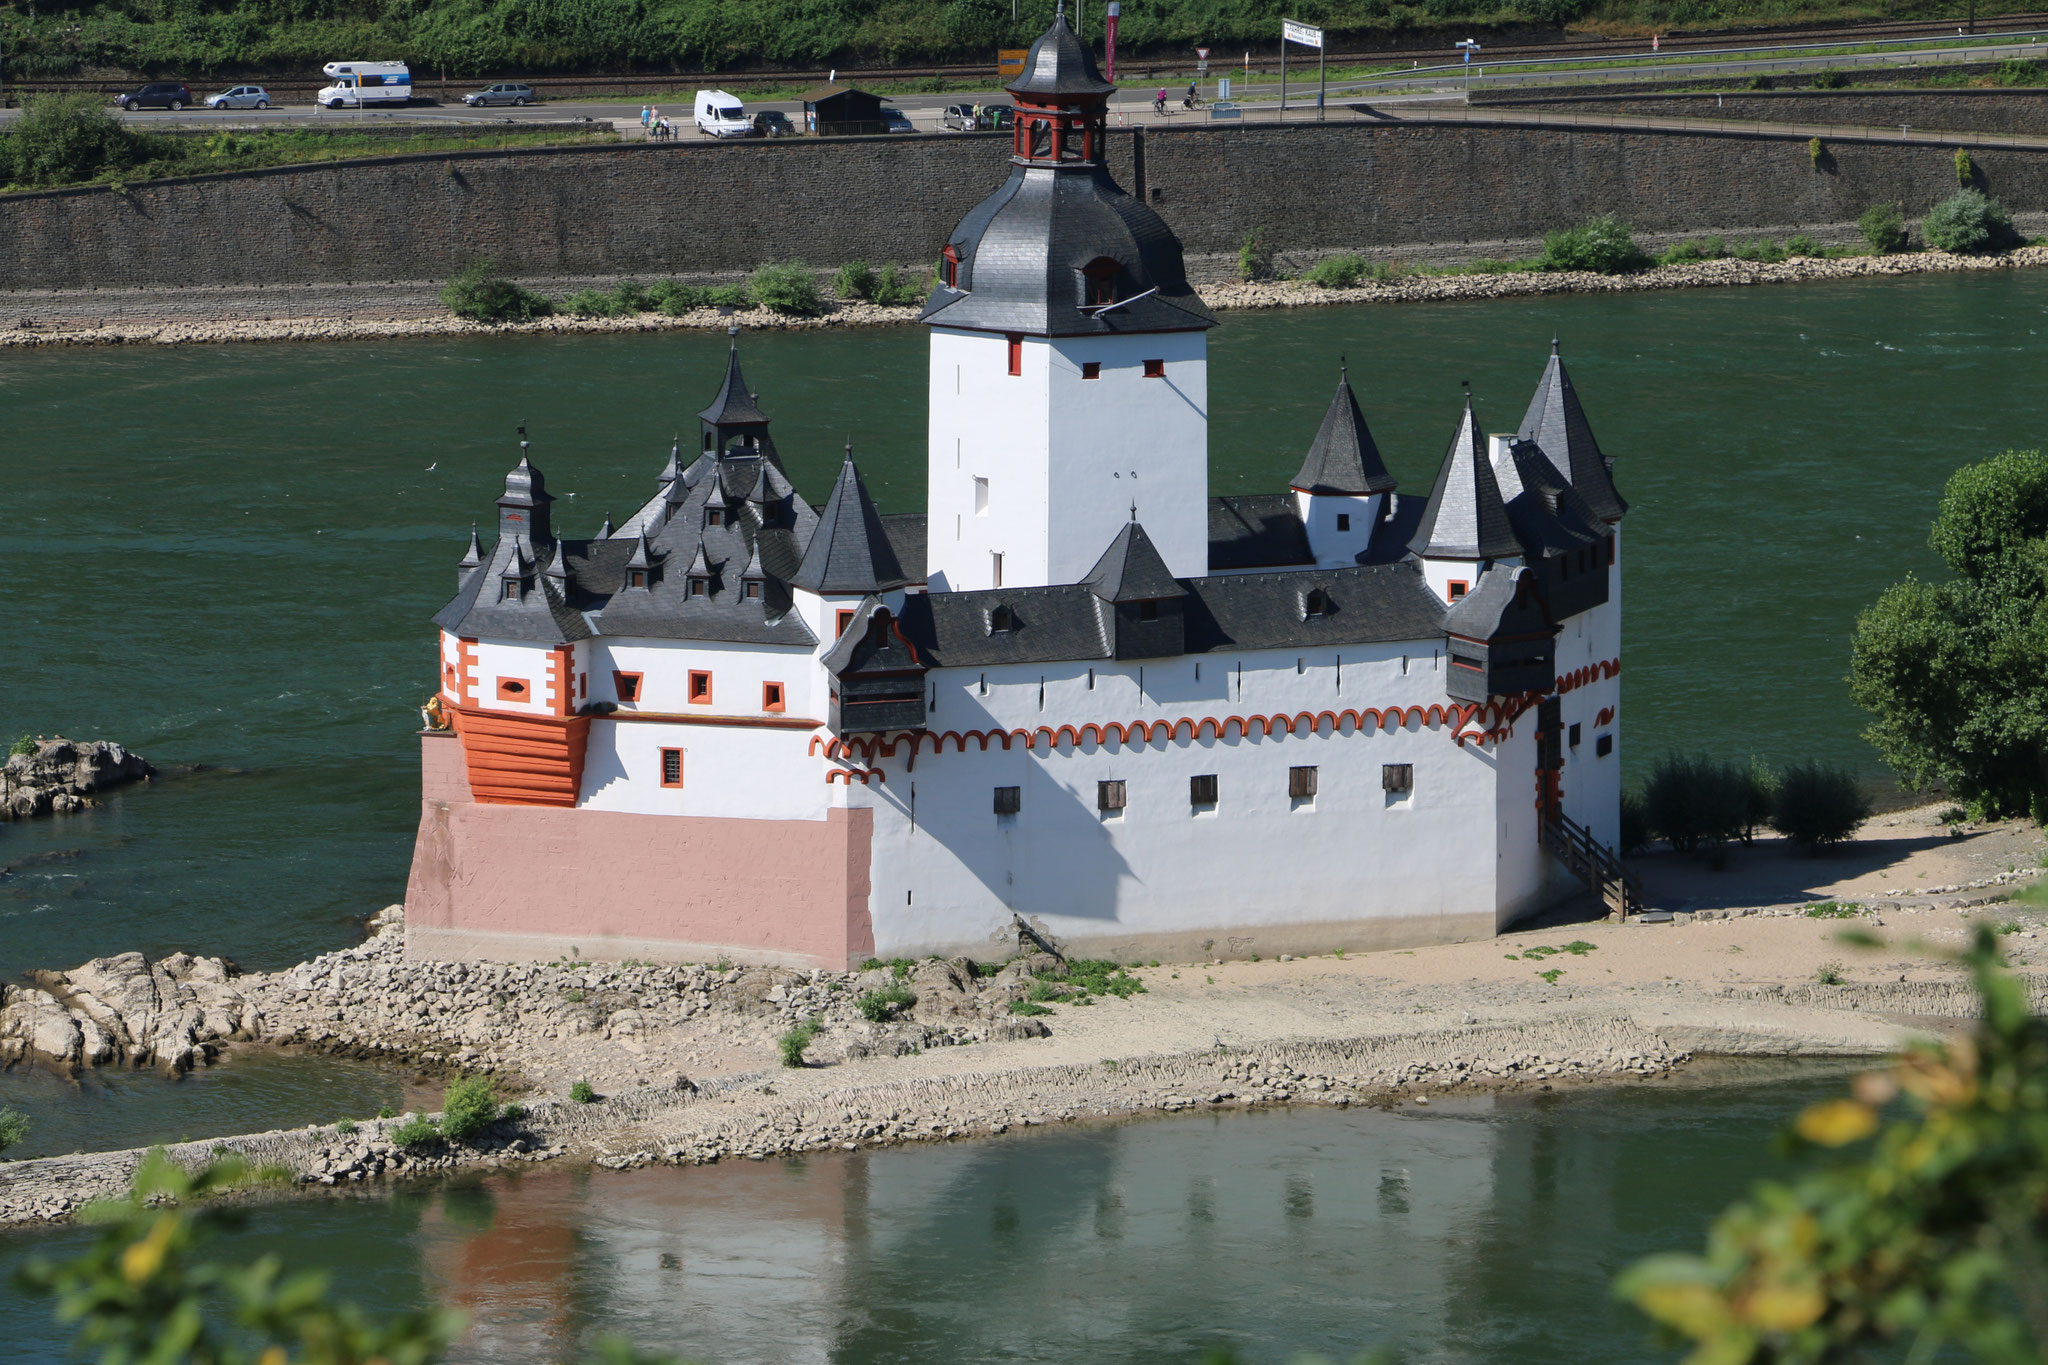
[694,90,750,138]
[318,61,413,109]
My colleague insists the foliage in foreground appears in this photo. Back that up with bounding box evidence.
[1849,448,2048,819]
[1619,926,2048,1362]
[1922,188,2017,255]
[1538,214,1650,275]
[442,259,554,324]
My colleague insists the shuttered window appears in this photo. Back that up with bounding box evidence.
[1289,766,1319,799]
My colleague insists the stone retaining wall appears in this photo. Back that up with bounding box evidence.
[1475,87,2048,136]
[5,117,2048,306]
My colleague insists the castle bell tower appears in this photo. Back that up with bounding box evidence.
[920,9,1217,593]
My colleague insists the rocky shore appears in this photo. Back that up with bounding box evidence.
[4,246,2043,349]
[0,737,153,821]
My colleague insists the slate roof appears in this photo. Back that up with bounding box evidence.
[1409,397,1521,562]
[1206,494,1313,570]
[896,585,1112,667]
[880,513,928,584]
[1086,522,1185,601]
[1292,365,1398,496]
[1445,564,1555,643]
[920,165,1216,337]
[698,341,770,427]
[789,455,911,595]
[433,539,595,645]
[1006,13,1117,98]
[1518,338,1628,523]
[1492,437,1608,560]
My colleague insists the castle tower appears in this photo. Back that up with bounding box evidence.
[1291,360,1398,566]
[920,11,1216,593]
[1408,394,1521,604]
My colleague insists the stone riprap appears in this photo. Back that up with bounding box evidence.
[5,118,2048,300]
[4,244,2045,349]
[0,737,154,820]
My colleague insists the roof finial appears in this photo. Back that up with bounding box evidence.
[1056,0,1066,20]
[1339,354,1348,380]
[1130,500,1138,522]
[517,423,530,460]
[1550,332,1560,356]
[728,324,739,343]
[1461,378,1472,408]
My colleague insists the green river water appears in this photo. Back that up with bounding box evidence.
[0,272,2041,1355]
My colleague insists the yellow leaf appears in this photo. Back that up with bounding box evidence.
[120,1214,177,1285]
[1795,1099,1878,1146]
[258,1350,288,1365]
[1636,1282,1733,1337]
[1744,1282,1827,1331]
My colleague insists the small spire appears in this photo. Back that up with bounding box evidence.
[1339,354,1348,381]
[598,515,615,539]
[1056,0,1065,19]
[518,423,530,462]
[1550,332,1561,356]
[459,523,482,569]
[1461,378,1473,408]
[1129,500,1137,522]
[545,545,570,583]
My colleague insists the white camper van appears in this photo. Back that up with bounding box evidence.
[318,61,413,109]
[694,90,751,138]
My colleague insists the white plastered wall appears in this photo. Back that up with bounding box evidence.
[469,639,559,716]
[1293,490,1384,567]
[591,637,818,719]
[579,716,831,820]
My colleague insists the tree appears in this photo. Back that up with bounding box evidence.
[1620,925,2048,1362]
[5,93,146,188]
[1849,449,2048,820]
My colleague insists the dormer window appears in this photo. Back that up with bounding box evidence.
[1081,257,1118,308]
[500,578,520,602]
[1139,601,1159,622]
[689,576,709,597]
[941,244,962,290]
[1304,588,1334,619]
[703,431,713,451]
[627,569,647,589]
[744,579,762,599]
[989,605,1017,634]
[706,507,725,528]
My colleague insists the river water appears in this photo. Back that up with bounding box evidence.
[0,1061,1852,1364]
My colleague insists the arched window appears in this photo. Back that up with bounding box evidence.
[941,244,962,290]
[1081,257,1118,308]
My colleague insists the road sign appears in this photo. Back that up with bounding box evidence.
[997,48,1027,79]
[1197,46,1210,59]
[1217,77,1230,98]
[1282,19,1323,48]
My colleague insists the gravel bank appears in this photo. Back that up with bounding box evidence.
[5,247,2043,349]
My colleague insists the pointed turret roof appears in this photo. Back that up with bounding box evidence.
[1085,521,1185,602]
[657,442,683,487]
[598,516,615,539]
[1410,395,1521,562]
[790,450,909,595]
[544,543,570,585]
[697,337,769,427]
[1292,361,1397,496]
[1517,336,1627,522]
[458,525,482,572]
[1006,10,1116,98]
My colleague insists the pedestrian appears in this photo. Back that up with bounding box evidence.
[640,104,650,133]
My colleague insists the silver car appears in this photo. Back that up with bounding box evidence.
[205,85,271,109]
[465,83,537,107]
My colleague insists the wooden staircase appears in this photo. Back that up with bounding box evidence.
[1542,810,1644,921]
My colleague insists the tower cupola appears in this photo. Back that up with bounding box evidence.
[698,330,776,464]
[1006,8,1115,169]
[497,433,554,545]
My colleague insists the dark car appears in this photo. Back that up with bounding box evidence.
[752,110,796,138]
[116,82,194,111]
[464,82,536,107]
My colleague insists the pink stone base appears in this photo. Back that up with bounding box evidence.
[404,735,876,969]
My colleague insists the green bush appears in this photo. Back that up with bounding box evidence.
[1810,69,1848,89]
[1619,789,1649,856]
[334,1118,358,1136]
[1657,236,1726,265]
[443,259,552,324]
[1954,147,1974,186]
[856,983,916,1021]
[1731,238,1787,263]
[779,1017,822,1068]
[1641,753,1753,853]
[1859,201,1909,254]
[1768,761,1874,851]
[1304,253,1371,288]
[646,279,745,315]
[1009,1000,1053,1017]
[748,261,824,315]
[8,734,35,758]
[1746,74,1772,91]
[0,1106,29,1156]
[4,94,153,189]
[1238,227,1272,281]
[1785,232,1823,257]
[438,1074,504,1141]
[1923,189,2016,255]
[1808,136,1823,166]
[1997,58,2044,85]
[1538,214,1650,274]
[834,260,878,300]
[390,1114,441,1149]
[871,264,927,306]
[570,1079,596,1104]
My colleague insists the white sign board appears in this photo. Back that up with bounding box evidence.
[1282,19,1324,48]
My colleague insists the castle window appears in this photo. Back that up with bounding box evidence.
[1382,763,1414,793]
[1337,513,1351,532]
[613,671,642,703]
[1596,734,1614,757]
[1303,588,1334,619]
[941,244,961,289]
[495,678,528,701]
[1289,765,1319,800]
[1007,334,1023,376]
[1138,600,1159,622]
[706,507,725,528]
[989,605,1017,634]
[1447,580,1469,602]
[1143,359,1165,379]
[703,431,713,451]
[974,477,989,515]
[689,670,713,705]
[1097,779,1126,812]
[500,578,520,602]
[1190,774,1218,806]
[689,576,709,597]
[1082,361,1101,380]
[627,569,647,589]
[1569,722,1582,748]
[836,609,855,637]
[763,681,785,713]
[992,553,1004,588]
[442,663,457,688]
[744,579,762,599]
[660,748,684,788]
[993,785,1021,816]
[1081,257,1118,308]
[1608,538,1617,566]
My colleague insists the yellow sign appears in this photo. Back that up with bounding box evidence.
[997,49,1028,79]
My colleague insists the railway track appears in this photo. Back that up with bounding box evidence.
[8,10,2046,100]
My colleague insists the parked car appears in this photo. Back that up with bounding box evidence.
[941,103,978,131]
[115,82,194,111]
[982,104,1014,130]
[204,85,272,109]
[694,89,751,138]
[464,82,536,107]
[880,106,914,133]
[940,102,1012,131]
[751,110,796,138]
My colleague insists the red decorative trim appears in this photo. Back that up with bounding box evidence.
[612,670,643,704]
[548,647,573,718]
[1555,658,1622,695]
[450,705,591,807]
[1595,706,1616,727]
[457,637,479,708]
[495,676,532,702]
[825,767,885,785]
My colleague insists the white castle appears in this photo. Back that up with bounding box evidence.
[405,15,1632,968]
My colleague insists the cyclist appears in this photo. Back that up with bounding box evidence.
[1184,81,1199,108]
[1154,87,1167,115]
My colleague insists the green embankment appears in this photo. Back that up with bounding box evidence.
[0,0,2039,80]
